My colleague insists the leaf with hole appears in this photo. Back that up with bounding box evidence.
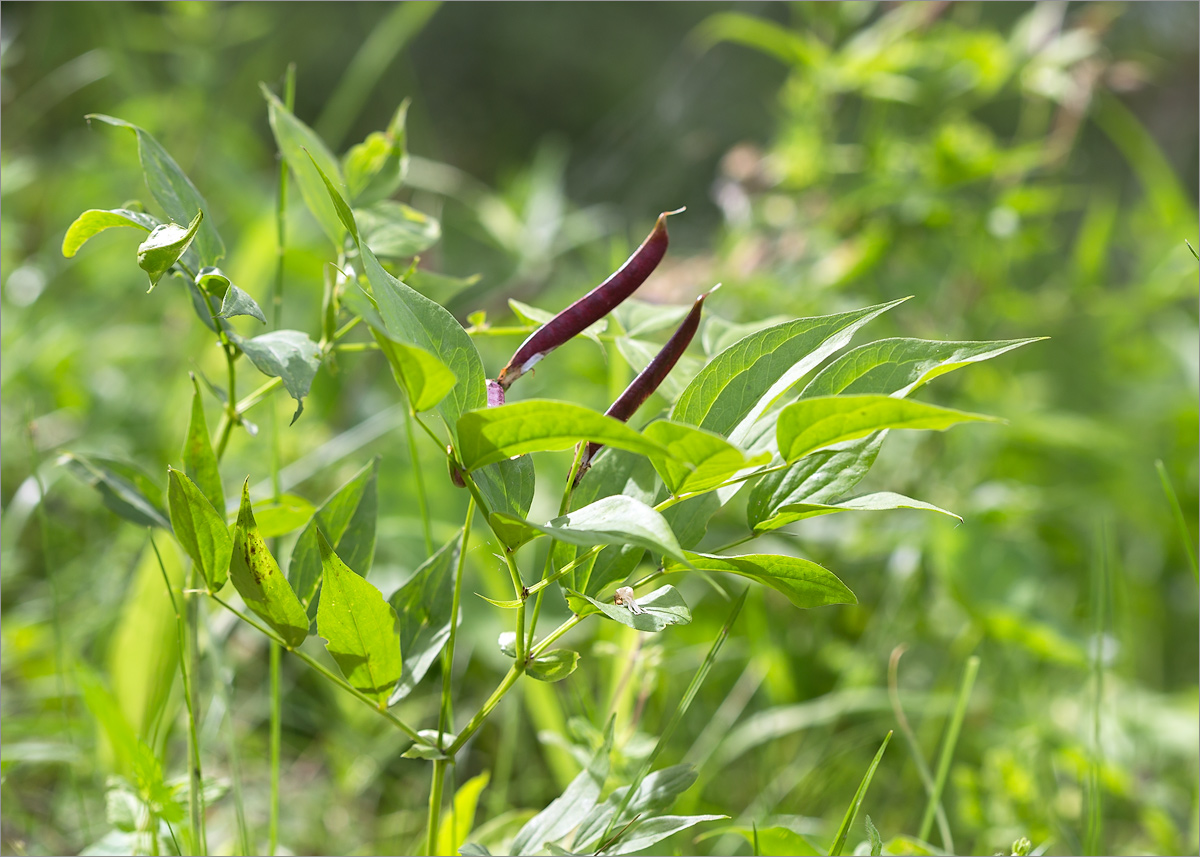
[229,481,309,647]
[315,531,401,706]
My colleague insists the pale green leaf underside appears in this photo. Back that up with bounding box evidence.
[565,584,693,633]
[664,551,856,609]
[753,490,961,533]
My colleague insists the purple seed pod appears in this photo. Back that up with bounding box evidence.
[574,286,715,484]
[497,208,685,390]
[486,378,505,408]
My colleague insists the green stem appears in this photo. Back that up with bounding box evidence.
[207,594,423,743]
[439,498,475,743]
[445,665,522,756]
[501,549,527,664]
[150,535,206,856]
[526,445,587,650]
[268,642,282,856]
[918,655,980,842]
[408,408,435,555]
[426,759,447,857]
[1156,459,1198,580]
[530,614,585,659]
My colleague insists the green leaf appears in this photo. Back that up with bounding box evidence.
[613,298,693,338]
[402,729,457,761]
[388,535,459,704]
[260,85,347,247]
[310,157,488,437]
[510,298,607,345]
[231,329,322,424]
[475,455,537,550]
[643,420,770,496]
[829,732,892,856]
[602,815,727,855]
[573,764,698,851]
[496,495,690,567]
[663,552,856,609]
[196,267,266,324]
[526,650,581,683]
[753,491,962,534]
[288,459,379,610]
[700,313,791,357]
[803,337,1044,399]
[456,400,671,472]
[357,200,440,258]
[182,379,224,514]
[343,100,409,205]
[229,480,309,647]
[86,114,226,265]
[374,333,457,412]
[167,468,231,592]
[866,815,883,857]
[671,300,907,438]
[315,531,401,705]
[136,210,203,290]
[778,395,999,463]
[62,208,159,257]
[58,452,170,530]
[509,724,613,856]
[436,771,490,857]
[252,494,317,538]
[565,585,692,633]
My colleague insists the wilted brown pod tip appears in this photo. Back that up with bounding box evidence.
[574,285,716,485]
[496,208,685,390]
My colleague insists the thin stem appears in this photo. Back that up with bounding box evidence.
[445,665,522,756]
[150,535,206,856]
[501,549,527,664]
[526,444,587,649]
[1156,459,1198,580]
[207,594,423,743]
[408,408,435,555]
[530,614,585,659]
[268,642,282,856]
[918,655,980,842]
[426,759,447,857]
[333,341,379,353]
[439,498,475,744]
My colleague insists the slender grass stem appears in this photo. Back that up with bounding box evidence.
[426,759,448,857]
[1156,459,1198,580]
[445,665,522,756]
[439,498,475,744]
[918,655,980,842]
[268,642,282,856]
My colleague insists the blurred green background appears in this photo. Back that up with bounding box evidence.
[1,2,1196,855]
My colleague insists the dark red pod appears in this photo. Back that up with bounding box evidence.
[575,286,715,484]
[497,207,684,390]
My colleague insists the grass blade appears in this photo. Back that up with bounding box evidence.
[917,656,980,842]
[1155,459,1197,580]
[829,731,892,857]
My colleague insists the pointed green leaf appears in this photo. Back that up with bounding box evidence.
[374,333,457,412]
[136,210,203,290]
[829,732,892,856]
[456,401,671,472]
[671,300,907,438]
[261,86,347,247]
[778,395,999,463]
[388,535,459,704]
[87,114,225,265]
[62,208,159,257]
[866,815,883,857]
[167,467,231,592]
[182,379,224,514]
[195,267,266,324]
[343,100,409,205]
[753,491,961,533]
[436,771,490,857]
[663,552,856,609]
[603,815,727,855]
[526,650,581,683]
[496,495,689,567]
[288,458,379,610]
[58,452,169,530]
[357,200,440,258]
[230,481,309,647]
[643,420,770,496]
[311,157,488,438]
[509,724,613,856]
[565,584,692,633]
[573,764,699,851]
[231,330,322,424]
[315,531,401,705]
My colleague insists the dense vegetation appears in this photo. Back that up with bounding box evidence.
[2,4,1196,856]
